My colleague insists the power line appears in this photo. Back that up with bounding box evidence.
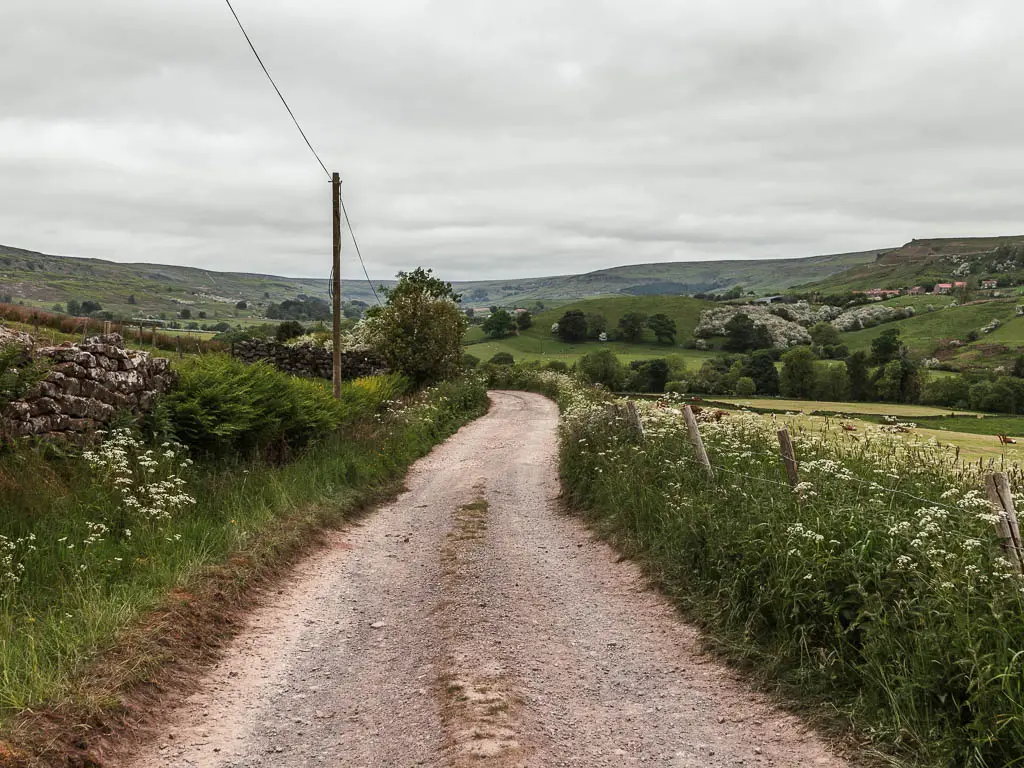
[340,193,383,306]
[223,0,330,179]
[223,0,382,308]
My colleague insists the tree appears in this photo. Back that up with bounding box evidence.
[236,301,248,310]
[557,310,588,342]
[198,311,207,319]
[874,357,923,403]
[846,351,873,401]
[628,359,670,393]
[922,375,971,408]
[464,307,475,319]
[648,314,677,345]
[809,322,840,348]
[276,320,304,341]
[127,294,137,305]
[515,311,533,331]
[180,308,192,319]
[577,349,625,389]
[80,300,102,314]
[870,328,902,365]
[735,376,757,396]
[67,299,82,316]
[462,353,480,369]
[779,347,818,398]
[814,363,850,401]
[361,268,467,384]
[482,309,516,338]
[724,313,757,352]
[1013,354,1024,379]
[742,350,780,395]
[585,313,607,340]
[618,312,648,342]
[488,352,515,366]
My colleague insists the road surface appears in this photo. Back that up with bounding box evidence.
[122,391,845,767]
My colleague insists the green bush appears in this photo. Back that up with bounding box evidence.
[488,352,515,366]
[734,376,756,396]
[577,349,625,389]
[164,355,406,457]
[461,353,480,369]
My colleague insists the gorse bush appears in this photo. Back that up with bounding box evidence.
[163,355,407,457]
[499,366,1024,766]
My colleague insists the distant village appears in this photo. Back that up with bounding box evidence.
[856,278,998,299]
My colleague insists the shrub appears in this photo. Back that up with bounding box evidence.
[734,376,756,396]
[461,353,480,369]
[163,355,406,458]
[543,360,569,373]
[276,320,305,342]
[577,349,625,389]
[488,352,515,366]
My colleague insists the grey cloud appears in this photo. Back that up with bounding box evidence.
[2,0,1024,282]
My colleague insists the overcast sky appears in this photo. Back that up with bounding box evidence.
[2,1,1024,281]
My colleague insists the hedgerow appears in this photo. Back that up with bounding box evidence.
[496,366,1024,767]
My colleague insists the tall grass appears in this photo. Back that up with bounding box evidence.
[0,375,487,725]
[498,367,1024,767]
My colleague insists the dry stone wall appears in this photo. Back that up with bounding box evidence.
[2,333,176,441]
[232,339,388,380]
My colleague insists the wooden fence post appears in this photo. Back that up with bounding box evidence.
[682,405,714,479]
[625,400,645,442]
[778,428,800,488]
[985,472,1024,573]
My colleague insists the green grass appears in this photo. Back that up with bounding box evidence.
[840,300,1020,356]
[0,376,488,731]
[468,335,718,368]
[713,396,978,418]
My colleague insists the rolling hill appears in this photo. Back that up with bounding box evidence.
[0,244,883,321]
[801,235,1024,293]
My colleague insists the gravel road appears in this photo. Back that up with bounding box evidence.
[121,390,847,768]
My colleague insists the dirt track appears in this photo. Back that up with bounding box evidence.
[121,391,847,767]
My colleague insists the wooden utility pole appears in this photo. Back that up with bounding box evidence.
[331,172,342,398]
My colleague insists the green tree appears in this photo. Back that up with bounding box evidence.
[80,300,102,314]
[618,312,648,343]
[557,310,589,342]
[180,308,192,320]
[813,363,850,401]
[875,357,923,403]
[361,268,467,384]
[723,313,756,352]
[235,301,248,310]
[577,349,625,389]
[67,299,81,316]
[585,313,607,340]
[488,352,514,366]
[742,350,780,395]
[648,314,677,344]
[809,322,841,348]
[870,328,902,365]
[779,347,818,399]
[922,374,971,408]
[276,320,304,341]
[482,309,516,338]
[734,376,756,396]
[846,350,873,401]
[515,311,533,331]
[461,353,480,369]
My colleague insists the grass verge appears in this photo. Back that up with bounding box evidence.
[0,376,489,766]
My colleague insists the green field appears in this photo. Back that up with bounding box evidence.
[713,396,977,418]
[839,299,1020,355]
[467,333,719,368]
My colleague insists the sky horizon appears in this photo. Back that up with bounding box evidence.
[4,1,1024,282]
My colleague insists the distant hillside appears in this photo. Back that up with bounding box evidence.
[454,250,884,306]
[802,236,1024,293]
[0,243,883,321]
